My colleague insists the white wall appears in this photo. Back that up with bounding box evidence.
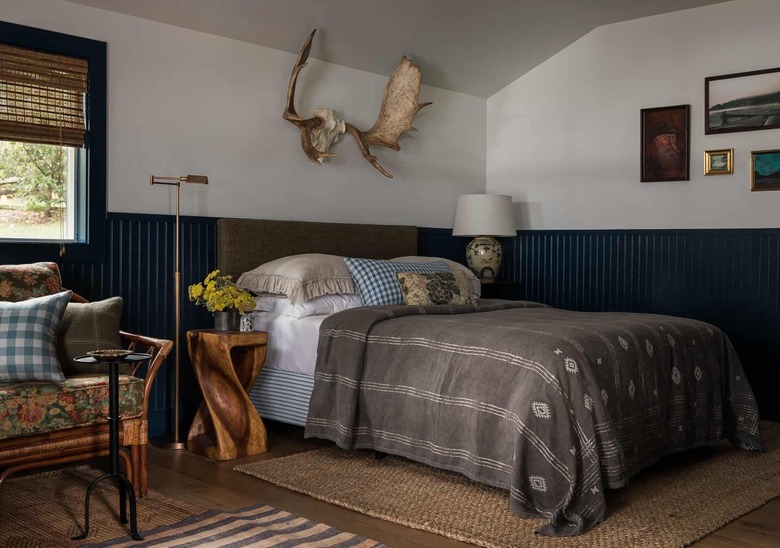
[2,0,486,227]
[487,0,780,229]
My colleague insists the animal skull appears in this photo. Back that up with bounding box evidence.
[283,29,431,178]
[310,108,346,163]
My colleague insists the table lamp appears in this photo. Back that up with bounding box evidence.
[452,194,515,283]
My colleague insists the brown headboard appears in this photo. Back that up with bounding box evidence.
[217,218,418,279]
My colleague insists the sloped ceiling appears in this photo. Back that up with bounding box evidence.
[66,0,727,97]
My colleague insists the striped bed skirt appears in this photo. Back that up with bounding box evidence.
[248,368,315,427]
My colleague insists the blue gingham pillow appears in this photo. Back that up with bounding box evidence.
[0,290,71,382]
[344,258,449,306]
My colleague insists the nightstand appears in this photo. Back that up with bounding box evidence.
[480,281,522,300]
[186,330,268,460]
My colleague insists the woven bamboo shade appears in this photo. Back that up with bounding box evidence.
[0,43,88,147]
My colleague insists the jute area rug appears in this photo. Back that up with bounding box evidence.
[235,421,780,548]
[0,467,383,547]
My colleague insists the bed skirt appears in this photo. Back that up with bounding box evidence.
[248,367,315,427]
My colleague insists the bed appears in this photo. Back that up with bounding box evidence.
[217,218,763,537]
[217,218,418,426]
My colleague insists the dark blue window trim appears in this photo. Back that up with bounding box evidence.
[0,21,107,264]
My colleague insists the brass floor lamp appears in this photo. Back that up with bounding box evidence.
[150,174,208,450]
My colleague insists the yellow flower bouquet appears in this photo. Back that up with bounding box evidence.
[188,270,255,314]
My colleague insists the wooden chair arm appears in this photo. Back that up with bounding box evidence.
[69,291,89,303]
[120,331,173,419]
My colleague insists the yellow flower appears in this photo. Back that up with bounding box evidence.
[189,283,204,299]
[188,270,255,313]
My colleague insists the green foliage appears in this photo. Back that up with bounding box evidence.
[0,142,67,217]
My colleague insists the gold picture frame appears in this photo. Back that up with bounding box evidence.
[751,149,780,191]
[704,149,733,175]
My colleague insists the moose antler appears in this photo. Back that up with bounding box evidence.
[283,29,431,178]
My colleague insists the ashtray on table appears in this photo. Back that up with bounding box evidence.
[85,349,133,362]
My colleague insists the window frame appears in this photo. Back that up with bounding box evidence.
[0,21,106,263]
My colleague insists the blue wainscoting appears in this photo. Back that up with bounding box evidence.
[4,219,776,436]
[57,212,218,437]
[420,227,780,420]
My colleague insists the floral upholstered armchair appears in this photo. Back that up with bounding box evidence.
[0,262,172,497]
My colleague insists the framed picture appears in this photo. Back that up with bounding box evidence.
[704,149,733,175]
[751,149,780,191]
[705,67,780,134]
[640,104,690,182]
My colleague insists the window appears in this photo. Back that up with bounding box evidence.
[0,21,106,263]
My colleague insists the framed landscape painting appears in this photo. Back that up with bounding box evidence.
[751,149,780,191]
[704,149,733,175]
[640,104,690,182]
[706,67,780,134]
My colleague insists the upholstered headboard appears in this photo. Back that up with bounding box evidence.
[217,218,418,280]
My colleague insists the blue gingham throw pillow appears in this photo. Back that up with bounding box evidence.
[344,258,449,306]
[0,290,71,382]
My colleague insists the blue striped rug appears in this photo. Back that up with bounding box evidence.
[88,504,384,547]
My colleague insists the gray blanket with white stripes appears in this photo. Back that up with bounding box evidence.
[304,300,763,536]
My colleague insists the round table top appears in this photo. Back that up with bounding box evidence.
[74,352,153,365]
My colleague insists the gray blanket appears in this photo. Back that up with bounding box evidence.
[304,300,763,536]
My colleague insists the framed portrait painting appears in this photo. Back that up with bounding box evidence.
[705,67,780,134]
[751,149,780,191]
[640,104,690,182]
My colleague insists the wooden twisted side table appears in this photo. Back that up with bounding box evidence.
[186,330,268,460]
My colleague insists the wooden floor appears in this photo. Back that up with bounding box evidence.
[146,421,780,548]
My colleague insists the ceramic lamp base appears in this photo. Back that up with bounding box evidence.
[466,236,502,283]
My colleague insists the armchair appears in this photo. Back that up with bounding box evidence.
[0,265,172,498]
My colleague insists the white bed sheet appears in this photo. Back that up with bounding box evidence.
[251,311,325,376]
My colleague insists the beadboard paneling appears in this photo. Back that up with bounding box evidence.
[419,227,780,420]
[6,221,777,436]
[58,213,218,437]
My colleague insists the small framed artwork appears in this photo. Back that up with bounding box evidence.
[704,149,733,175]
[751,149,780,191]
[705,66,780,134]
[640,104,690,182]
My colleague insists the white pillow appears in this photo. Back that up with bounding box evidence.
[391,256,481,298]
[254,293,363,319]
[237,254,355,304]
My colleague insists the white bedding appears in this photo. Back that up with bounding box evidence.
[251,311,325,375]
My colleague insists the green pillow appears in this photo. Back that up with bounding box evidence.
[57,297,126,375]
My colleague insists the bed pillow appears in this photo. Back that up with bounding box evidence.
[254,293,363,319]
[344,258,449,306]
[391,256,481,298]
[0,290,71,382]
[0,262,63,302]
[57,296,125,375]
[237,254,355,304]
[395,271,477,306]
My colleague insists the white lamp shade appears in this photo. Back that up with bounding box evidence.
[452,194,516,237]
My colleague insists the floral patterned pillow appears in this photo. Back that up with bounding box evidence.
[0,262,62,302]
[394,271,477,306]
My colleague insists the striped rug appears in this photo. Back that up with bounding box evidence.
[0,467,382,548]
[90,504,384,548]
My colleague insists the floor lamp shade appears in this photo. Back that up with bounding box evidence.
[149,174,208,450]
[452,194,515,283]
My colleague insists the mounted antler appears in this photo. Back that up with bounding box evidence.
[283,29,431,178]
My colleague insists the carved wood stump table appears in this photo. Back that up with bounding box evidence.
[186,329,268,460]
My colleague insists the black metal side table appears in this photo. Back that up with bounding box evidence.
[71,352,152,542]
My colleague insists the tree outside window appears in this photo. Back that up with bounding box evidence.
[0,141,74,240]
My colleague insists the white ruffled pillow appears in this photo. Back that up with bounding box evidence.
[391,256,481,298]
[254,293,363,319]
[237,254,355,304]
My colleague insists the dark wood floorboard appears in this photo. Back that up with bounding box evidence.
[146,420,780,548]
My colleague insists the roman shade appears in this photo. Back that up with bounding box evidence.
[0,43,88,147]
